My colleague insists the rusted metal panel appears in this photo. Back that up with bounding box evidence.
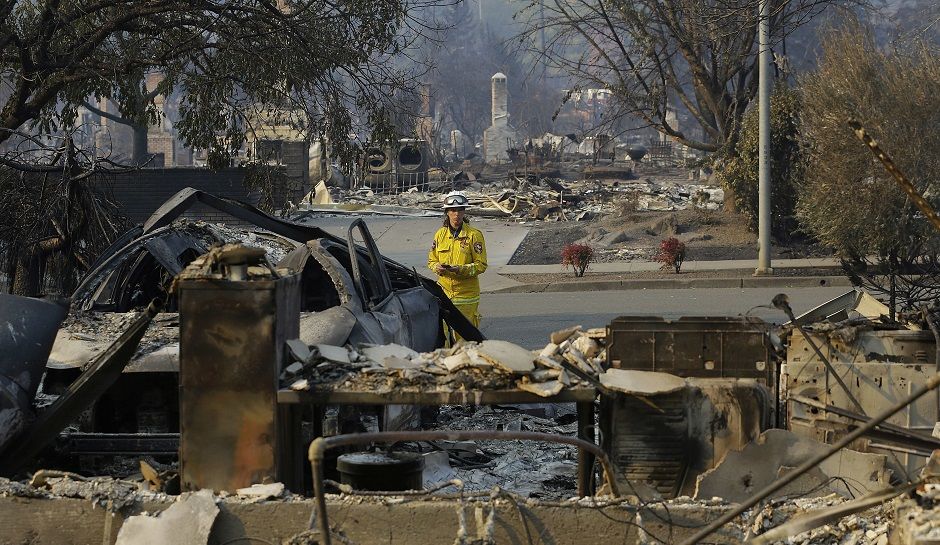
[179,274,299,492]
[600,379,770,499]
[606,316,771,383]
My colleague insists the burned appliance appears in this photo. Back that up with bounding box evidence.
[601,316,773,498]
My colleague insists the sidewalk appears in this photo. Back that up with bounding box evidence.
[310,215,849,294]
[485,257,851,293]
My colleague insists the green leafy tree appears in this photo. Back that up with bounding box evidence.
[0,0,431,295]
[0,0,427,166]
[716,86,803,241]
[798,24,940,316]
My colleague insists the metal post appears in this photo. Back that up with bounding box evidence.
[577,400,596,496]
[755,0,773,276]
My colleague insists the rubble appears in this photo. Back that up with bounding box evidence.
[3,178,937,545]
[292,170,724,224]
[49,311,180,370]
[283,328,608,396]
[428,404,581,498]
[749,493,895,545]
[29,473,143,511]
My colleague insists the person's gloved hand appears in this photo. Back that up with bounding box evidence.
[436,264,459,276]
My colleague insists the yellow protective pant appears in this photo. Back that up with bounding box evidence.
[445,300,480,345]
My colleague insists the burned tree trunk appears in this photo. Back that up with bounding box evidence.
[12,247,46,297]
[11,238,62,297]
[132,124,149,166]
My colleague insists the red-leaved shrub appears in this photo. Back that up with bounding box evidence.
[561,243,595,277]
[655,237,687,273]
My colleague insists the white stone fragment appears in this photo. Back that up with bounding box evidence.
[599,369,687,395]
[475,340,535,374]
[517,380,564,398]
[235,482,285,500]
[289,379,309,391]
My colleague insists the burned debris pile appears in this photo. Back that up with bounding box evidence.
[2,188,939,545]
[296,166,724,223]
[283,327,607,397]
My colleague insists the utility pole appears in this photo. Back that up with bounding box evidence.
[755,0,773,276]
[540,0,546,80]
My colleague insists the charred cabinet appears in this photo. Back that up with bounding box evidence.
[178,270,300,492]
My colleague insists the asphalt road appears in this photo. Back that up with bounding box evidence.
[478,286,848,348]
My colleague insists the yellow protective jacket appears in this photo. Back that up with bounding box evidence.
[427,222,488,303]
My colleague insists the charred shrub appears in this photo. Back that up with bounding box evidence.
[561,243,595,277]
[655,237,686,273]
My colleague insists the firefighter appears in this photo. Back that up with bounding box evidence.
[428,191,487,338]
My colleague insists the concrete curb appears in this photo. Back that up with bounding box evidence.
[487,275,853,294]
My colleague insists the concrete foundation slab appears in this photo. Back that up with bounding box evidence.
[0,494,748,545]
[115,490,218,545]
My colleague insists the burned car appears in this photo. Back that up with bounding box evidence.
[42,188,481,457]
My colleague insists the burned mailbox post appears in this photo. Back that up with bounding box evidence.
[177,245,300,492]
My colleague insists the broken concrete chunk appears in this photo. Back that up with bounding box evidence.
[381,356,423,370]
[421,357,449,375]
[535,355,564,370]
[312,344,350,364]
[585,327,606,339]
[400,368,424,380]
[442,352,472,372]
[236,482,285,500]
[539,342,560,358]
[530,368,562,382]
[772,465,833,500]
[550,325,582,345]
[285,338,313,364]
[360,343,420,364]
[517,380,564,398]
[475,340,535,374]
[563,350,595,375]
[115,489,218,545]
[571,336,600,359]
[465,347,494,368]
[599,369,687,395]
[922,450,940,479]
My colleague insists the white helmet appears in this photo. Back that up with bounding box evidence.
[442,191,470,210]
